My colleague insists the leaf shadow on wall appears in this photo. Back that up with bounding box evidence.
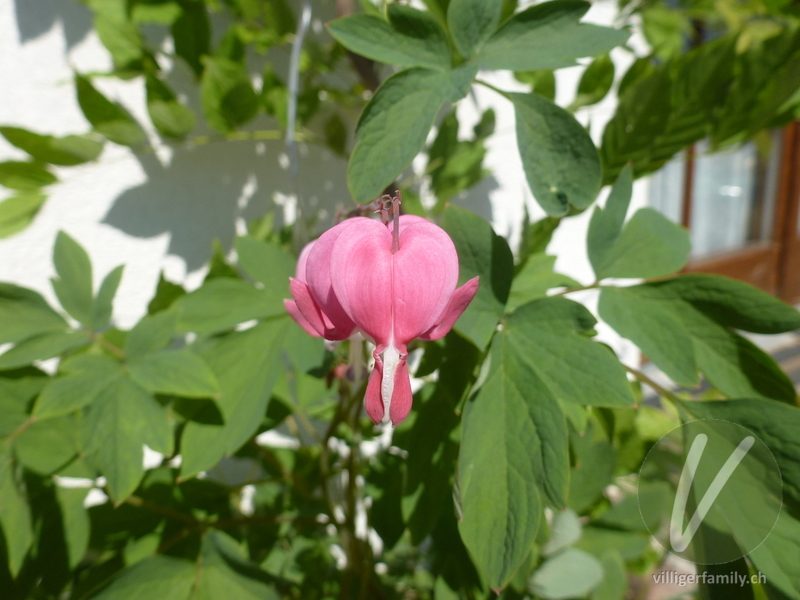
[13,0,92,49]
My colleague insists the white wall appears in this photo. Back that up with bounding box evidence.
[0,0,646,362]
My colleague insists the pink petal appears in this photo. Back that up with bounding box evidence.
[392,221,459,343]
[330,218,394,344]
[420,277,480,341]
[389,357,413,427]
[284,299,322,338]
[305,221,358,334]
[295,241,316,282]
[289,278,327,337]
[364,356,385,424]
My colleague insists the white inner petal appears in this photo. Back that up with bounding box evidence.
[381,343,401,424]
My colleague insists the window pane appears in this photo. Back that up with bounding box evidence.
[689,133,782,258]
[647,152,686,224]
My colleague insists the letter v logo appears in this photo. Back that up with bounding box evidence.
[669,433,755,552]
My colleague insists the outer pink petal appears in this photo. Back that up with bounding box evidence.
[330,218,393,344]
[389,358,413,427]
[295,241,316,282]
[289,278,327,337]
[364,356,385,424]
[419,277,480,341]
[392,221,459,343]
[284,299,322,338]
[306,220,358,334]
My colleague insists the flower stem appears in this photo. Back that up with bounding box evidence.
[391,190,401,253]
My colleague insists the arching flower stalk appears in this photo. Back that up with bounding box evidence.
[285,194,479,426]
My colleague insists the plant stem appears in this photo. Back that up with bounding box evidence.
[475,78,512,99]
[550,282,602,296]
[623,364,681,404]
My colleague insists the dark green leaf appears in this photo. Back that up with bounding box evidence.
[514,70,557,101]
[201,58,260,133]
[55,487,90,569]
[0,331,89,370]
[509,297,635,408]
[125,309,179,359]
[511,92,602,215]
[146,75,196,139]
[587,166,632,276]
[0,161,57,190]
[174,278,283,335]
[477,0,629,71]
[0,441,33,576]
[0,127,103,166]
[90,555,196,599]
[348,68,452,202]
[83,375,172,501]
[34,354,121,418]
[147,273,186,315]
[0,369,46,437]
[92,265,124,330]
[0,283,67,345]
[128,348,219,399]
[598,286,698,387]
[440,205,513,348]
[75,74,146,146]
[180,319,288,478]
[447,0,503,58]
[0,192,47,238]
[51,231,95,326]
[14,415,81,474]
[570,54,615,111]
[132,1,182,25]
[171,0,211,77]
[328,7,451,71]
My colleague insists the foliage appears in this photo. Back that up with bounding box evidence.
[1,1,800,600]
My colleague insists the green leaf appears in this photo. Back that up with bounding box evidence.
[458,303,577,588]
[511,297,635,408]
[447,0,503,58]
[146,75,196,139]
[180,319,288,478]
[570,54,615,111]
[593,208,690,279]
[234,236,295,290]
[148,272,186,315]
[747,511,800,600]
[587,166,632,275]
[128,348,219,399]
[55,487,91,569]
[0,442,33,576]
[133,1,182,25]
[93,12,145,71]
[477,0,630,71]
[328,7,451,71]
[641,6,690,61]
[174,278,283,335]
[0,331,89,370]
[125,309,179,359]
[171,0,211,77]
[0,127,103,166]
[0,369,45,437]
[82,375,172,501]
[14,415,81,474]
[507,254,579,313]
[0,192,47,238]
[683,399,800,505]
[201,58,260,133]
[51,231,95,326]
[0,161,57,190]
[348,67,453,202]
[440,205,513,349]
[530,548,604,600]
[598,286,698,387]
[75,74,146,146]
[511,92,601,216]
[568,420,617,512]
[92,265,124,330]
[34,354,120,418]
[91,555,197,599]
[0,283,68,345]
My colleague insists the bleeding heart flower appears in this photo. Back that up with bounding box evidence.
[286,199,479,426]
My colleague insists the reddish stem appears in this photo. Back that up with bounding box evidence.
[391,191,401,253]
